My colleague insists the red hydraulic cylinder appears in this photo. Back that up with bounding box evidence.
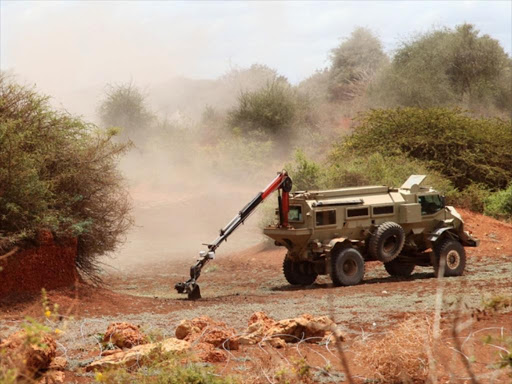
[282,191,289,227]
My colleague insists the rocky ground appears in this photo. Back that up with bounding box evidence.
[1,208,511,383]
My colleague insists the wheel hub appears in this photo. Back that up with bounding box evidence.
[343,259,357,276]
[446,250,460,269]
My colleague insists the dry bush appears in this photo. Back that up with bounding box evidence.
[0,74,132,280]
[355,317,433,384]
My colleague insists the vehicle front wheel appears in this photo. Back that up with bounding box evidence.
[283,257,318,285]
[433,239,466,277]
[331,248,365,286]
[384,258,415,277]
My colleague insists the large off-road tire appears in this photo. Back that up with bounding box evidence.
[369,222,405,263]
[384,258,415,277]
[331,248,365,286]
[433,239,466,277]
[283,257,318,286]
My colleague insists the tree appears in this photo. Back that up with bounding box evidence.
[0,75,132,280]
[228,80,297,135]
[297,69,330,103]
[329,27,388,100]
[372,24,511,113]
[446,24,508,97]
[220,64,287,92]
[98,82,154,143]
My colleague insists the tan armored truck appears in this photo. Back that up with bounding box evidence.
[176,172,478,299]
[264,175,479,287]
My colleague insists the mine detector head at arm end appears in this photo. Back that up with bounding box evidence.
[175,170,292,300]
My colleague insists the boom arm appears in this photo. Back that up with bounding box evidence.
[175,170,292,299]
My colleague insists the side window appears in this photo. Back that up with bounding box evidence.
[316,210,336,226]
[419,195,444,215]
[347,207,369,218]
[288,206,302,222]
[373,205,394,216]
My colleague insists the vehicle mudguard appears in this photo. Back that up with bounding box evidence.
[427,226,456,243]
[326,237,349,250]
[460,230,480,247]
[428,225,479,247]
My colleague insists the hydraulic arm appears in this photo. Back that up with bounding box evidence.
[175,170,292,299]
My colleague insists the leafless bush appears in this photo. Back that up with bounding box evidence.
[355,317,433,384]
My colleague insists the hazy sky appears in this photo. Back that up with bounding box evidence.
[1,0,511,110]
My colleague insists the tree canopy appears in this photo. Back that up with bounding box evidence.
[99,82,154,143]
[371,24,511,112]
[329,27,388,100]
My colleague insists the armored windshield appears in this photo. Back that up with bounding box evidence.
[419,195,444,215]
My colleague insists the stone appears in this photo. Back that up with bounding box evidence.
[49,356,67,371]
[86,338,190,372]
[0,330,57,374]
[103,322,147,349]
[195,342,228,363]
[239,312,342,347]
[175,316,239,350]
[38,371,65,384]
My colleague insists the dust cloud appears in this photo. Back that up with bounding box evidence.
[96,68,290,270]
[2,2,294,270]
[114,148,280,270]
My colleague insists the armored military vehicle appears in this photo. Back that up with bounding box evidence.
[264,175,479,287]
[176,172,478,299]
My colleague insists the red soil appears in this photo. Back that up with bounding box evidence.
[458,208,512,257]
[0,231,79,299]
[0,209,510,383]
[0,208,510,320]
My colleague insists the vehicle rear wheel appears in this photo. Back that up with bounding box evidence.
[433,239,466,277]
[369,222,405,263]
[283,257,318,285]
[384,258,415,277]
[331,248,365,286]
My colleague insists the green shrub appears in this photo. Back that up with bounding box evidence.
[485,184,512,220]
[286,149,453,195]
[0,75,132,279]
[285,149,325,191]
[343,107,512,191]
[445,184,490,212]
[228,80,297,135]
[326,151,453,193]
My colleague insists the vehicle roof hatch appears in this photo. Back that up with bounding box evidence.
[401,175,427,192]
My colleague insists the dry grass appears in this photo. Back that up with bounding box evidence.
[355,316,433,384]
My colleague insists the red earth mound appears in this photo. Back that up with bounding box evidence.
[458,208,512,257]
[0,231,79,299]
